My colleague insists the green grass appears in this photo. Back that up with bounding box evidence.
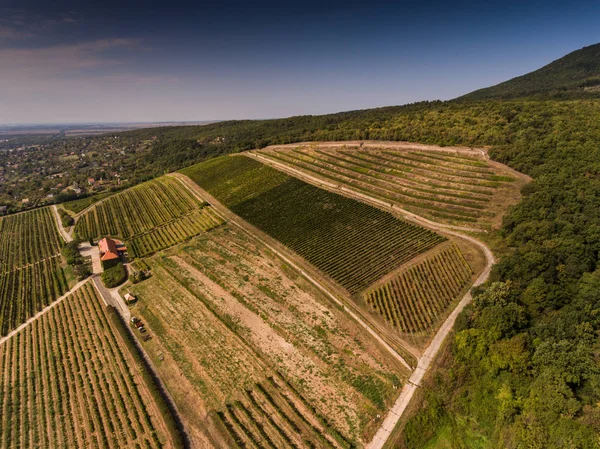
[181,154,289,207]
[181,155,445,294]
[62,191,115,214]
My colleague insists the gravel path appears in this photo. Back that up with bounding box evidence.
[52,204,73,243]
[243,150,495,449]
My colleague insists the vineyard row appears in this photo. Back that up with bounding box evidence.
[365,244,472,333]
[128,207,224,258]
[0,254,67,336]
[0,283,168,448]
[75,177,205,240]
[0,208,64,272]
[263,150,488,221]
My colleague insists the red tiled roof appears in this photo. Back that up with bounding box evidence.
[98,237,119,261]
[101,251,120,261]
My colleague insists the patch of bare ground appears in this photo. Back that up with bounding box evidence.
[129,225,406,447]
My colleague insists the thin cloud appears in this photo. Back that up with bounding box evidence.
[0,38,141,78]
[0,9,82,42]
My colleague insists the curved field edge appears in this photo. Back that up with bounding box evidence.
[252,141,528,231]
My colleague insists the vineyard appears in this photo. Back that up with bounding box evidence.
[364,244,473,333]
[0,257,68,335]
[128,207,223,257]
[0,208,64,272]
[75,177,224,257]
[217,374,355,449]
[256,145,521,228]
[182,156,445,294]
[128,225,403,446]
[0,208,68,335]
[0,282,173,448]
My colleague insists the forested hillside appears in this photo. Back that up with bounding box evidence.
[118,99,597,171]
[397,102,600,448]
[460,43,600,100]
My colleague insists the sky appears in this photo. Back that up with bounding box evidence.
[1,0,600,124]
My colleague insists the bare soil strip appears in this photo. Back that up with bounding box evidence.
[235,148,496,449]
[170,173,414,371]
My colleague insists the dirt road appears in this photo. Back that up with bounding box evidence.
[170,173,414,372]
[93,276,131,320]
[52,204,73,243]
[0,277,90,346]
[242,151,495,449]
[366,233,493,449]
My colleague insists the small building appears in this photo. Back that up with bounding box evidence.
[98,237,120,268]
[88,177,95,185]
[124,293,137,303]
[98,237,127,269]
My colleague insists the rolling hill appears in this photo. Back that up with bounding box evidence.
[459,43,600,100]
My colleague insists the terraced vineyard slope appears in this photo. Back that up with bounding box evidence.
[181,155,445,294]
[0,282,177,448]
[0,208,68,335]
[254,143,524,229]
[129,225,404,447]
[75,177,224,257]
[364,244,473,333]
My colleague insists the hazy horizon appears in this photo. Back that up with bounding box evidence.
[2,0,600,124]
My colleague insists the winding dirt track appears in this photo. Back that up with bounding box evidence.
[243,150,495,449]
[366,232,493,449]
[52,205,73,243]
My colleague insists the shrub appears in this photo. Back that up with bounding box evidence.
[59,209,74,227]
[102,263,127,288]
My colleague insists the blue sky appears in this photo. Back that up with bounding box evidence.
[1,0,600,124]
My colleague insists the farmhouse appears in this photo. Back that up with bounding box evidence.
[98,237,127,268]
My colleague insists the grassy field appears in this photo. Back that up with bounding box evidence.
[74,177,224,257]
[0,208,68,335]
[0,282,177,448]
[127,225,406,447]
[62,191,115,214]
[256,145,523,229]
[181,156,445,294]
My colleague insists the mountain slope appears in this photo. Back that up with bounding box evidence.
[459,43,600,100]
